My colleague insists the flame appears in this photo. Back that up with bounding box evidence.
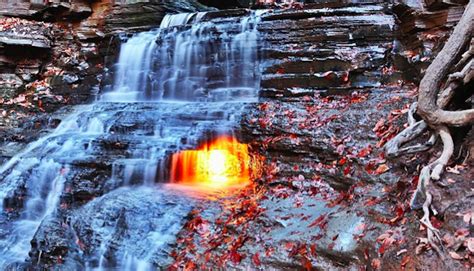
[170,136,252,187]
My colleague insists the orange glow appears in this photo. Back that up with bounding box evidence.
[170,136,252,188]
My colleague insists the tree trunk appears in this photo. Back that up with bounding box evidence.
[417,0,474,127]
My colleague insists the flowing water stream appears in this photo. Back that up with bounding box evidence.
[0,10,264,270]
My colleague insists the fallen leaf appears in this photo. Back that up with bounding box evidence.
[375,164,390,174]
[301,256,312,271]
[309,244,317,257]
[252,253,261,266]
[378,237,395,255]
[401,255,411,267]
[357,145,372,158]
[308,214,327,228]
[371,259,381,270]
[466,238,474,253]
[442,234,455,248]
[415,243,427,255]
[455,228,469,239]
[229,250,243,264]
[463,211,474,225]
[449,251,464,260]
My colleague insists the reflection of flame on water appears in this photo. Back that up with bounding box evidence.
[170,135,254,188]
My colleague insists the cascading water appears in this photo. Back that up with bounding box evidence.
[0,10,264,270]
[106,30,160,102]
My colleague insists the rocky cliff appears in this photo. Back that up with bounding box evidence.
[0,0,472,270]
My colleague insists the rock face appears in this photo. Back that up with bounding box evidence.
[170,1,471,270]
[104,0,212,33]
[198,0,251,9]
[0,0,92,20]
[176,1,409,268]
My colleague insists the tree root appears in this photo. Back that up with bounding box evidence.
[409,126,453,209]
[409,126,453,258]
[385,103,430,157]
[397,132,437,155]
[385,1,473,259]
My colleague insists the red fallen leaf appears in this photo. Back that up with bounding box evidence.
[252,253,261,266]
[455,228,469,239]
[357,145,372,158]
[332,234,339,241]
[373,118,385,132]
[371,259,381,270]
[184,260,196,271]
[265,247,275,257]
[204,252,212,262]
[390,204,405,223]
[229,250,243,264]
[338,157,348,166]
[411,175,419,189]
[401,255,411,267]
[365,160,377,174]
[375,164,389,174]
[258,118,268,129]
[289,133,298,140]
[301,256,312,271]
[364,197,380,207]
[259,103,269,111]
[309,244,317,257]
[378,237,395,255]
[276,67,285,74]
[38,99,44,111]
[285,242,296,251]
[343,165,352,175]
[312,234,324,241]
[308,214,327,228]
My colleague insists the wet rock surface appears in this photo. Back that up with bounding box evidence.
[30,187,196,269]
[170,1,472,271]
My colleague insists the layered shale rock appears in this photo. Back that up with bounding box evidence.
[0,0,472,270]
[171,1,471,270]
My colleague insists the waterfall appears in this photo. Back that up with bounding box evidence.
[103,10,264,102]
[0,10,264,270]
[156,11,263,101]
[102,30,160,102]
